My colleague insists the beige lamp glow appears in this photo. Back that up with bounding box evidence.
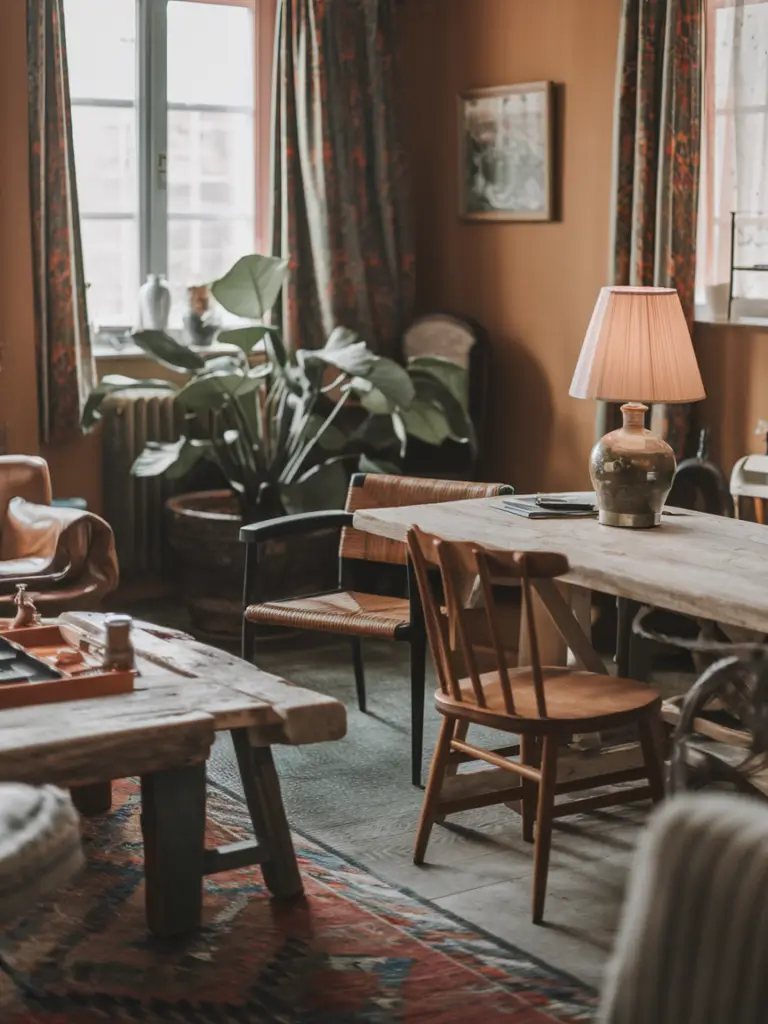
[570,286,705,528]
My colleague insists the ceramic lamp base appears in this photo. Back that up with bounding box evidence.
[589,403,676,529]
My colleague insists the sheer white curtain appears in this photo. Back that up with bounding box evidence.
[698,0,768,319]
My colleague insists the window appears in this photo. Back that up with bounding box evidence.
[65,0,256,332]
[697,0,768,319]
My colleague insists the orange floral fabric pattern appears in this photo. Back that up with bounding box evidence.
[611,0,702,456]
[27,0,95,443]
[272,0,415,356]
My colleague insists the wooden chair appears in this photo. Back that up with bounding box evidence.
[241,474,513,786]
[407,526,666,923]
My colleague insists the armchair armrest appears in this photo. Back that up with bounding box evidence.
[239,510,355,544]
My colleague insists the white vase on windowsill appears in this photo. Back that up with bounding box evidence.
[137,274,172,331]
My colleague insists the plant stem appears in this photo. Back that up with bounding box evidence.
[282,388,351,484]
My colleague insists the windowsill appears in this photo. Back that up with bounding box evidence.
[695,314,768,332]
[94,342,148,360]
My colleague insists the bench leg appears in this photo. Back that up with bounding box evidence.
[141,762,206,937]
[231,729,303,899]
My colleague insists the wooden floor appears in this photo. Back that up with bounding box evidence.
[205,636,687,990]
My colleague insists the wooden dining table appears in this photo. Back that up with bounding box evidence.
[353,493,768,636]
[353,493,765,780]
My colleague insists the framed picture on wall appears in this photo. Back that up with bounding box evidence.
[458,81,554,222]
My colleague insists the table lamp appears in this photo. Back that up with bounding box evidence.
[569,286,705,528]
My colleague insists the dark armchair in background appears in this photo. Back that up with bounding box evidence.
[402,314,490,480]
[0,455,119,614]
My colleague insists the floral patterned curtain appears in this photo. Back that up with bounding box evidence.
[608,0,702,455]
[272,0,415,355]
[27,0,95,443]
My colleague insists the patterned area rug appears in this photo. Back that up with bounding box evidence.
[0,780,597,1023]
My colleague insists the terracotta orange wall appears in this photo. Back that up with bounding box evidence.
[398,0,623,492]
[1,0,765,515]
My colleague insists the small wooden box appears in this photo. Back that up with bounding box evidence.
[0,624,135,710]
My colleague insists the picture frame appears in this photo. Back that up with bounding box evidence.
[458,81,554,223]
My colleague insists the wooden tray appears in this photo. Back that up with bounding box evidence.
[0,624,135,710]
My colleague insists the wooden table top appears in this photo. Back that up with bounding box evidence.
[0,613,347,788]
[353,495,768,634]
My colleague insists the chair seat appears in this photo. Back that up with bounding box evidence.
[436,667,661,733]
[245,590,411,640]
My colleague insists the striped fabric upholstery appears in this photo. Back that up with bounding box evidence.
[340,474,511,566]
[600,793,768,1024]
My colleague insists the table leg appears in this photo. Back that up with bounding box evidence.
[71,781,112,816]
[141,762,206,938]
[231,729,303,899]
[517,583,567,668]
[616,597,652,681]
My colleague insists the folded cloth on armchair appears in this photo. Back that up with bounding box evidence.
[0,498,119,596]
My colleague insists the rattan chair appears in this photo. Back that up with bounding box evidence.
[241,473,513,785]
[407,526,666,923]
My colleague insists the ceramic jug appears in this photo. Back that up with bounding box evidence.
[137,274,171,330]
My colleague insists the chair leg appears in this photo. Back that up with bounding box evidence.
[414,716,455,865]
[638,713,666,803]
[520,734,539,844]
[532,735,558,924]
[409,629,428,788]
[350,638,367,713]
[241,618,256,663]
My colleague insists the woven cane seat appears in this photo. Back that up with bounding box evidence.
[245,591,411,640]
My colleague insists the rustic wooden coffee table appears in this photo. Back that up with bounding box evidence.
[0,612,347,937]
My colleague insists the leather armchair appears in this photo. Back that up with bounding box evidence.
[0,455,118,615]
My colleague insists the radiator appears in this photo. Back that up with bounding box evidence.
[101,389,181,579]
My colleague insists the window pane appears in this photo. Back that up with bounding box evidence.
[81,219,139,327]
[167,3,254,107]
[168,109,254,216]
[168,217,256,321]
[64,0,136,102]
[71,107,137,215]
[166,2,256,325]
[65,0,138,328]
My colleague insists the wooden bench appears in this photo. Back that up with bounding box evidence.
[0,612,347,937]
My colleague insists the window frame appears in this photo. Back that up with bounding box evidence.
[68,0,259,340]
[697,0,768,323]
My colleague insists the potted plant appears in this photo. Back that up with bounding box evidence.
[83,255,474,640]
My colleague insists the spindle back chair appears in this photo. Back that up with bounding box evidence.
[407,525,666,923]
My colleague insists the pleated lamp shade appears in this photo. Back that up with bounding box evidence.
[569,286,705,404]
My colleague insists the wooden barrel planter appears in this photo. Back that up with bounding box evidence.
[166,490,338,646]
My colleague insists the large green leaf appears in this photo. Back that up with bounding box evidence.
[351,357,415,409]
[349,414,400,453]
[81,375,177,429]
[279,457,351,515]
[132,330,206,371]
[210,254,288,318]
[409,371,474,446]
[325,327,363,352]
[400,401,453,446]
[217,326,272,356]
[408,355,469,411]
[165,439,216,479]
[175,371,261,414]
[355,380,394,415]
[131,437,213,478]
[300,341,377,378]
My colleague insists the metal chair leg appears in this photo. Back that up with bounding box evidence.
[350,637,367,712]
